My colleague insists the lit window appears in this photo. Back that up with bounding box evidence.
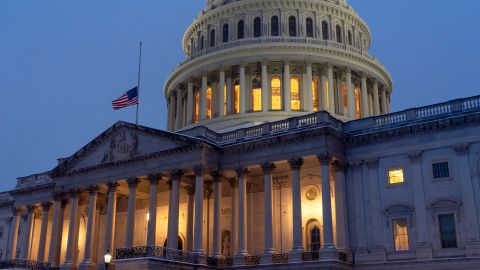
[251,77,262,112]
[206,87,212,119]
[392,219,409,252]
[439,214,457,248]
[388,168,404,185]
[355,87,361,119]
[223,85,227,115]
[271,76,282,110]
[325,79,329,110]
[432,162,449,179]
[234,82,240,114]
[341,82,347,108]
[313,79,319,112]
[194,91,199,123]
[306,220,321,252]
[290,76,301,110]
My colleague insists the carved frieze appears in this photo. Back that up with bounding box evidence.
[101,131,139,163]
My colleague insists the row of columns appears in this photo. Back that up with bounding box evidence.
[168,62,390,131]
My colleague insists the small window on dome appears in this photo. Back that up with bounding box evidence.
[306,18,314,38]
[348,30,353,46]
[289,16,297,37]
[222,24,229,43]
[336,25,342,43]
[237,20,245,39]
[322,21,329,40]
[254,17,262,38]
[271,16,279,36]
[210,29,216,47]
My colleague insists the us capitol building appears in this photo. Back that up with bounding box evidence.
[1,0,480,269]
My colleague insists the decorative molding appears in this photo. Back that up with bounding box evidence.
[317,154,331,166]
[107,182,119,193]
[261,162,276,175]
[101,131,139,163]
[289,157,304,170]
[148,174,161,186]
[365,158,379,169]
[454,144,470,156]
[407,151,423,163]
[235,167,249,178]
[333,160,347,173]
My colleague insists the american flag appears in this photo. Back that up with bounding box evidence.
[112,87,139,110]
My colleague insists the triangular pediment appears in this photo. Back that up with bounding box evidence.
[52,121,203,176]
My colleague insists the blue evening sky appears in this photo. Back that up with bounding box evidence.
[1,0,479,191]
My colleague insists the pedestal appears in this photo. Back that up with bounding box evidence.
[260,253,273,264]
[78,262,97,270]
[416,243,433,260]
[288,251,302,263]
[233,255,245,266]
[467,240,480,257]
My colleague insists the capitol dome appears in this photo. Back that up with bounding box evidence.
[165,0,392,132]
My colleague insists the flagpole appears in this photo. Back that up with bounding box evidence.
[136,42,143,125]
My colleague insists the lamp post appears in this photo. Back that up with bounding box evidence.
[104,248,112,270]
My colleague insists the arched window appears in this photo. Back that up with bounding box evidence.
[347,30,353,46]
[289,16,297,37]
[237,20,245,39]
[336,25,342,43]
[322,21,329,40]
[206,87,212,119]
[306,17,314,38]
[271,16,279,36]
[341,82,347,109]
[254,17,262,37]
[271,76,282,110]
[200,35,205,50]
[251,76,262,111]
[313,78,319,111]
[210,29,216,47]
[223,24,229,43]
[194,90,200,123]
[290,76,301,110]
[355,86,361,118]
[163,236,184,250]
[306,220,321,252]
[234,81,240,113]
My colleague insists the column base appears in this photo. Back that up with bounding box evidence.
[78,261,97,270]
[466,240,480,257]
[416,243,433,260]
[260,253,273,264]
[319,247,337,260]
[233,255,246,266]
[193,252,207,265]
[288,250,303,263]
[61,262,78,270]
[355,247,386,263]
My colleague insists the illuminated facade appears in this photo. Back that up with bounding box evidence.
[1,1,480,270]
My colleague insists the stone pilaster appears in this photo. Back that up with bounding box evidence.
[288,157,304,262]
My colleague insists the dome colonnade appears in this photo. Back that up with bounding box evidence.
[165,0,393,132]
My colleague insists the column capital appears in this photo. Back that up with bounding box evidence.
[235,167,249,178]
[261,162,276,175]
[127,177,141,188]
[107,182,119,192]
[229,178,239,188]
[365,158,379,169]
[407,151,423,163]
[344,67,352,74]
[26,205,36,213]
[361,72,367,79]
[11,207,20,216]
[333,160,347,173]
[289,157,304,170]
[171,170,184,181]
[52,191,65,202]
[194,166,205,176]
[317,153,332,166]
[184,185,196,196]
[41,202,53,212]
[87,185,99,195]
[210,171,222,183]
[348,160,363,170]
[148,174,161,186]
[454,144,470,156]
[69,189,81,199]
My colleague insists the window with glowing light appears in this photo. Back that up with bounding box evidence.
[271,76,282,110]
[194,91,199,123]
[206,87,212,119]
[341,83,347,108]
[306,220,321,252]
[392,219,409,252]
[234,82,240,114]
[388,168,405,185]
[325,79,329,110]
[290,76,301,110]
[313,78,319,111]
[355,87,361,118]
[251,77,262,111]
[223,85,227,115]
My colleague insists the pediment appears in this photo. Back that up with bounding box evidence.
[52,122,202,176]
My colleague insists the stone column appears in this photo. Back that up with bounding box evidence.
[175,90,183,130]
[37,202,52,262]
[185,186,195,252]
[200,75,208,120]
[239,65,246,113]
[234,168,248,265]
[8,208,20,260]
[261,62,269,112]
[283,62,291,112]
[186,81,194,125]
[261,163,276,264]
[408,152,433,259]
[380,88,388,114]
[226,74,233,115]
[327,65,335,113]
[289,158,304,262]
[455,144,480,256]
[79,186,98,270]
[372,80,380,116]
[230,179,239,256]
[320,70,327,111]
[64,190,80,268]
[219,70,226,117]
[167,171,182,249]
[333,161,349,249]
[104,182,118,258]
[147,175,160,247]
[47,193,64,265]
[318,154,334,249]
[168,94,176,131]
[361,73,369,117]
[193,167,205,255]
[365,159,386,258]
[350,162,367,251]
[305,61,314,112]
[212,172,222,257]
[125,178,140,248]
[346,69,355,118]
[20,205,35,260]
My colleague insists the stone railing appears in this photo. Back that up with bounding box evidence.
[116,246,197,264]
[272,253,289,264]
[177,36,376,68]
[0,259,57,270]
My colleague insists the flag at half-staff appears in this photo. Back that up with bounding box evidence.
[112,87,139,110]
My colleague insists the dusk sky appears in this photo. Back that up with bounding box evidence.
[1,0,479,192]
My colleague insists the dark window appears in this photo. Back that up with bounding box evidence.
[222,24,229,43]
[271,16,279,36]
[200,35,205,50]
[432,162,450,179]
[348,30,353,45]
[254,17,262,37]
[237,20,245,39]
[190,39,195,53]
[439,214,457,248]
[310,226,321,252]
[322,21,329,40]
[289,16,297,37]
[210,29,216,47]
[336,25,342,43]
[306,17,314,38]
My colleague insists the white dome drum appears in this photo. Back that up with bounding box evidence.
[165,0,392,132]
